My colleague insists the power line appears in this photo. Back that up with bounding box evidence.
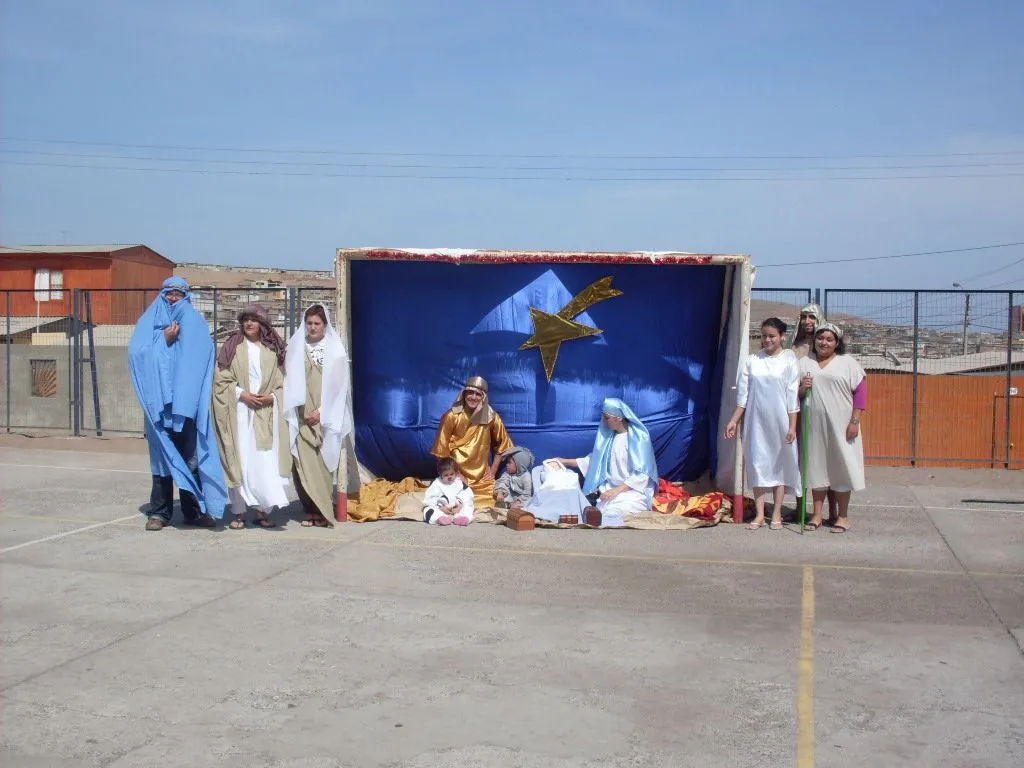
[859,255,1024,320]
[5,159,1024,182]
[5,148,1024,172]
[955,256,1024,286]
[758,242,1024,268]
[4,136,1024,161]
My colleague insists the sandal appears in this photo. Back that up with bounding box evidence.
[312,516,331,528]
[804,521,822,531]
[253,514,277,529]
[830,523,850,534]
[770,520,784,530]
[746,520,766,530]
[229,515,246,530]
[301,514,316,527]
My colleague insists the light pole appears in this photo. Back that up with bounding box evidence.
[952,283,971,356]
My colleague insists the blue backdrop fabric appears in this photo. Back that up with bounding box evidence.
[351,261,726,482]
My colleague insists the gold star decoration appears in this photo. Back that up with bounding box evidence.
[519,276,624,381]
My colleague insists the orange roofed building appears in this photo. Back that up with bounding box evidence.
[0,244,174,324]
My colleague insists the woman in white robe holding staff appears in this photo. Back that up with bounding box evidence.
[554,398,658,527]
[213,305,292,529]
[797,322,867,533]
[724,317,802,530]
[283,304,353,527]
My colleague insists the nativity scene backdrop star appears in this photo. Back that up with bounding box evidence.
[350,259,728,483]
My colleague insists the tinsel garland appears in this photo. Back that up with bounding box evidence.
[357,249,715,266]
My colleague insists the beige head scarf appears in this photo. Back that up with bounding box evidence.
[451,375,495,425]
[800,302,825,323]
[815,321,843,339]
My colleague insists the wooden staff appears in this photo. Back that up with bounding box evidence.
[800,391,811,533]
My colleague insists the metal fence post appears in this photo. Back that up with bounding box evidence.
[285,288,293,338]
[71,288,82,436]
[85,291,102,436]
[911,291,919,467]
[814,287,821,306]
[5,291,10,433]
[212,288,219,342]
[1006,291,1014,469]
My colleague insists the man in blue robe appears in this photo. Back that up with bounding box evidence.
[128,277,227,530]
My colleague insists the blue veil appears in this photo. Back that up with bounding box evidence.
[128,277,227,515]
[581,398,659,503]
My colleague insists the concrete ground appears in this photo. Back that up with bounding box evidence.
[1,437,1022,768]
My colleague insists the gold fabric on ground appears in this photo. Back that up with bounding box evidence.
[350,477,428,522]
[431,408,513,504]
[292,353,334,520]
[212,341,291,488]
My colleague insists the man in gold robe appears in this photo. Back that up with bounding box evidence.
[431,376,513,506]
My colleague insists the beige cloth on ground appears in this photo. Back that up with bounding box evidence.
[391,491,722,530]
[349,477,429,522]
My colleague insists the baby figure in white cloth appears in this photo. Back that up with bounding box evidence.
[422,457,475,526]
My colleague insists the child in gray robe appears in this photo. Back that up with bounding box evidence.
[494,446,535,509]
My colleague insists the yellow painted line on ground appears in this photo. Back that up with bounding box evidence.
[354,539,980,577]
[1,514,1021,579]
[797,566,816,768]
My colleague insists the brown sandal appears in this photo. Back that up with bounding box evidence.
[229,515,245,529]
[253,514,277,529]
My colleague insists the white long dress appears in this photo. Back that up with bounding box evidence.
[576,432,654,527]
[228,340,290,515]
[738,350,802,494]
[798,354,866,492]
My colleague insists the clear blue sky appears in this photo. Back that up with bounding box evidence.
[2,0,1023,290]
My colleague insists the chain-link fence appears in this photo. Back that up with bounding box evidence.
[823,289,1022,468]
[3,285,1022,468]
[1,289,75,433]
[1,286,336,436]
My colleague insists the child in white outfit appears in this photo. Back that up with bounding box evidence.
[423,457,475,527]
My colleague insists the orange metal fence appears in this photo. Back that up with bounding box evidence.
[862,373,1024,468]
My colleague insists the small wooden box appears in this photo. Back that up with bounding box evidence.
[506,508,536,531]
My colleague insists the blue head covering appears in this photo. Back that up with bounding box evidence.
[128,277,227,515]
[581,398,659,503]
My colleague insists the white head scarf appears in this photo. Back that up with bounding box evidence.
[283,304,353,472]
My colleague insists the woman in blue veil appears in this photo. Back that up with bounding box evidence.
[556,398,658,527]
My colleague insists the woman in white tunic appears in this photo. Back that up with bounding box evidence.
[213,305,291,529]
[797,323,867,534]
[283,304,353,527]
[554,398,658,527]
[724,317,801,530]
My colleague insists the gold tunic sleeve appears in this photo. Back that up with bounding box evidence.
[431,410,456,458]
[490,412,514,455]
